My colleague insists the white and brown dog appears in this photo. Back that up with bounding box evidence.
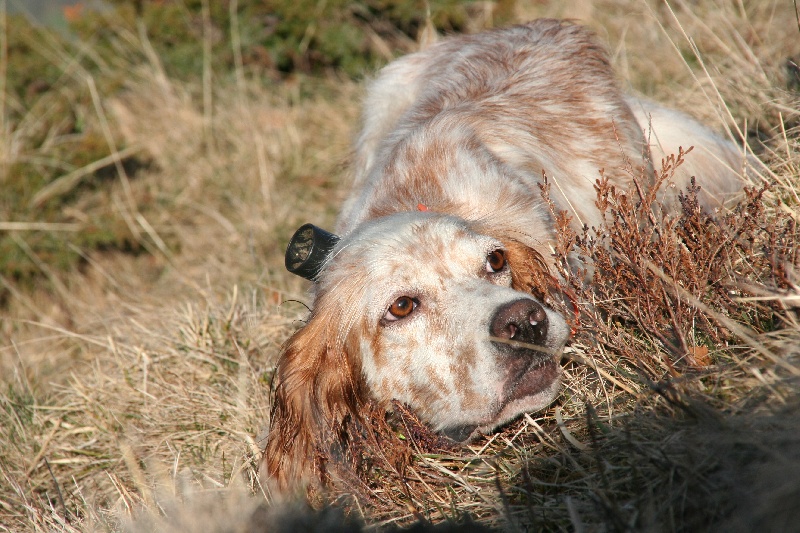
[262,19,751,491]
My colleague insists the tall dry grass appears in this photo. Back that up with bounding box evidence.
[1,0,798,531]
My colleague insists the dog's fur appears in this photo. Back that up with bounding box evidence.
[261,19,752,492]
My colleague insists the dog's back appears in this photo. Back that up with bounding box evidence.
[339,19,753,238]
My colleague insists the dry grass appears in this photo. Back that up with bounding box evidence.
[1,0,799,531]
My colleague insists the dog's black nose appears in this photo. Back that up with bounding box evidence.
[490,298,548,347]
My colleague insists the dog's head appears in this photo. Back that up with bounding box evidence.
[262,212,569,490]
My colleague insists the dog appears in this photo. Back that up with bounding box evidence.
[261,19,752,491]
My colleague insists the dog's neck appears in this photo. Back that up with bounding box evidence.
[337,123,556,261]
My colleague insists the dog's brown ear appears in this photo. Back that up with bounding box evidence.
[260,309,365,494]
[501,238,558,302]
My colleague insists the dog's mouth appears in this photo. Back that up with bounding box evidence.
[504,355,560,402]
[439,348,561,444]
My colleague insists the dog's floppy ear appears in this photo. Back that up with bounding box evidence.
[500,238,558,302]
[260,308,366,494]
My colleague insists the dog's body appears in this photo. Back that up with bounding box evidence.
[263,20,751,491]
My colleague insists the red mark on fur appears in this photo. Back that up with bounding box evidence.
[417,203,428,211]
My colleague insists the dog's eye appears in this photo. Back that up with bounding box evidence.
[385,296,418,321]
[486,249,506,273]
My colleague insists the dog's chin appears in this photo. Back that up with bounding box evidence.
[440,359,562,444]
[491,358,561,426]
